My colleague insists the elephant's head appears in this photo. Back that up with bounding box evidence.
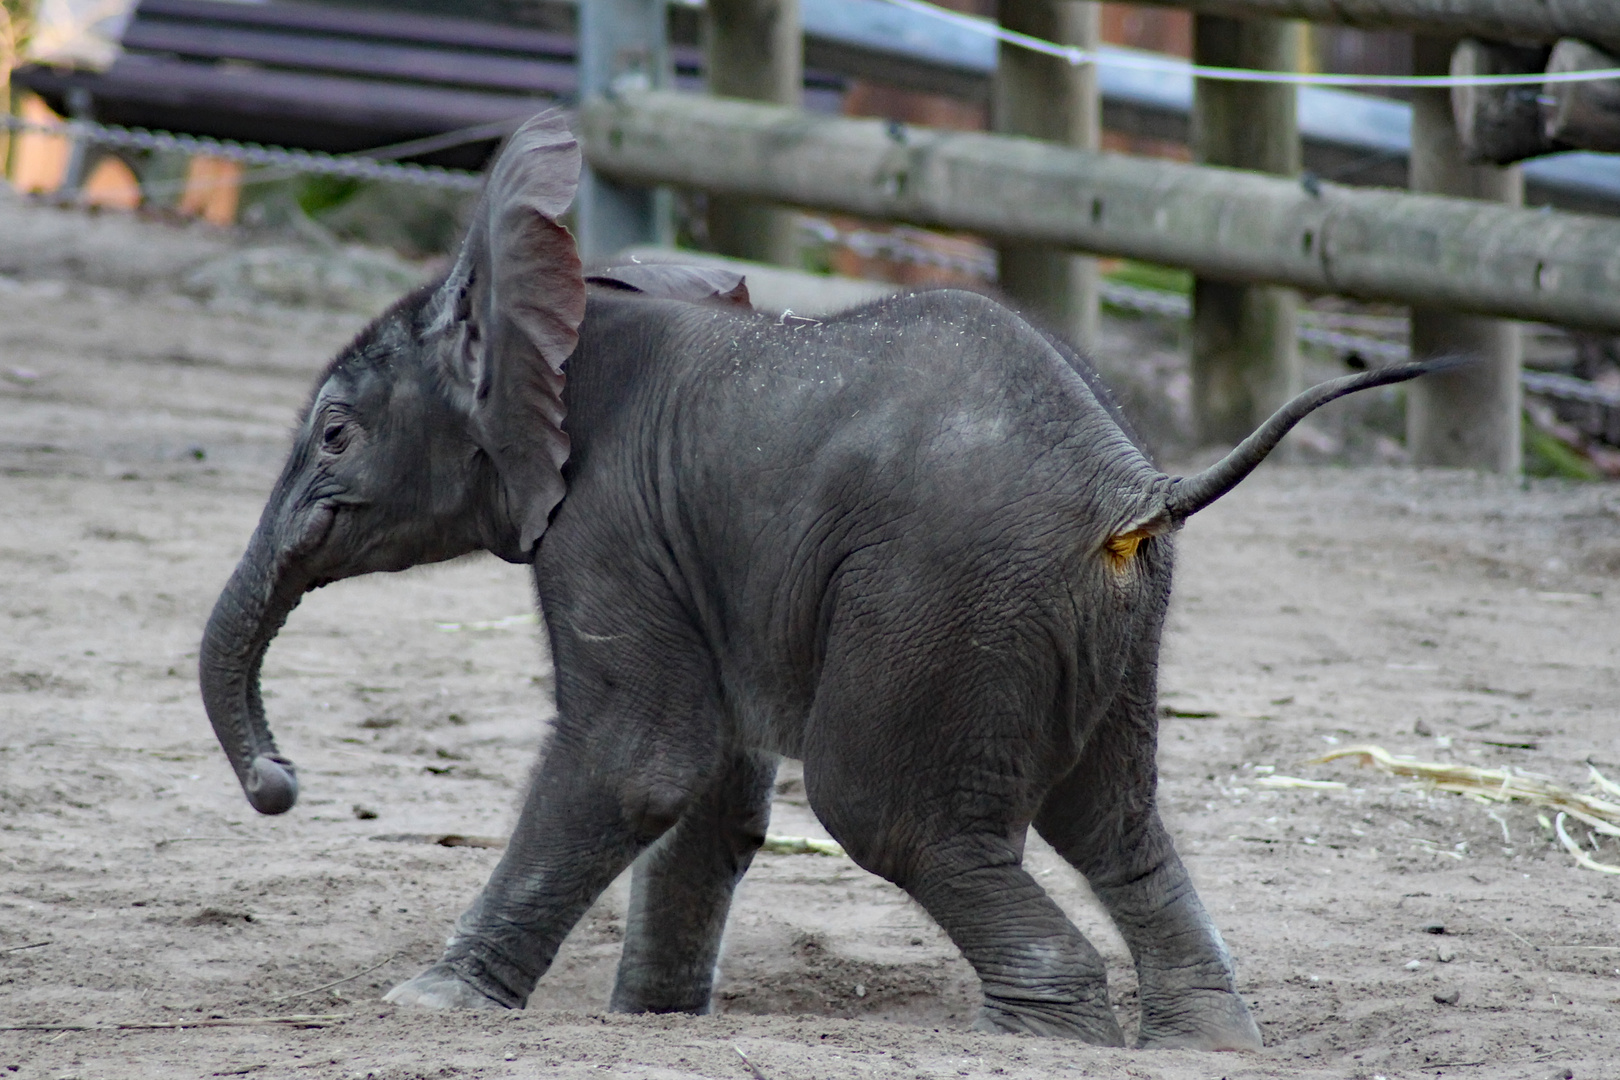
[199,113,587,815]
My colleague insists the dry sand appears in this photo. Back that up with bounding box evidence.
[2,193,1619,1080]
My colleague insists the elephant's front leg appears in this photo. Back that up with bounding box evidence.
[1034,688,1261,1050]
[384,738,684,1009]
[611,749,777,1013]
[387,571,727,1010]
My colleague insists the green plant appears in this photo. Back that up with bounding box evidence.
[1103,260,1191,295]
[296,174,364,217]
[1522,415,1600,481]
[1,0,33,180]
[1,0,34,62]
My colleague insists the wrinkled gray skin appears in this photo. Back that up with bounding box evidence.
[200,116,1463,1050]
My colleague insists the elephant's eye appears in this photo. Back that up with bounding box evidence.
[321,420,350,453]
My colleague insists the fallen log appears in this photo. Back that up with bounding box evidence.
[1542,37,1620,154]
[1450,38,1558,165]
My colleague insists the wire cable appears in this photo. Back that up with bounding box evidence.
[880,0,1620,89]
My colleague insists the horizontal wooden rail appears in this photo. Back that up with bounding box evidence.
[581,91,1620,332]
[1124,1,1620,53]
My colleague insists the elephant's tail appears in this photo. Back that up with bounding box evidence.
[1164,352,1477,524]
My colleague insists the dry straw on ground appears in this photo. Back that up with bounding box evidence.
[1309,743,1620,873]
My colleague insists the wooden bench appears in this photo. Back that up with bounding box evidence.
[13,0,580,169]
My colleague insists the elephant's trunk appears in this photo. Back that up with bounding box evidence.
[199,523,309,815]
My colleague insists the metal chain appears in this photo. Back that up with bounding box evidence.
[0,114,486,191]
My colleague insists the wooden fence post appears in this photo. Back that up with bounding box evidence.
[1190,16,1301,446]
[994,1,1100,350]
[1407,35,1522,474]
[706,0,801,265]
[575,0,673,260]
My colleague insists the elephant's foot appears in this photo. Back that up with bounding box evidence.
[1136,988,1262,1051]
[973,995,1125,1045]
[384,963,512,1010]
[608,974,714,1015]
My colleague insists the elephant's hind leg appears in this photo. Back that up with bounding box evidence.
[801,641,1124,1044]
[610,749,778,1014]
[884,833,1124,1042]
[1033,694,1261,1050]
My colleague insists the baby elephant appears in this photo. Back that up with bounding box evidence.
[200,113,1461,1048]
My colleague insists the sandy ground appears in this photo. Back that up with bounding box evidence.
[3,193,1620,1080]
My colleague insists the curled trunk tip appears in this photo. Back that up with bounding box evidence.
[199,525,305,815]
[246,754,299,815]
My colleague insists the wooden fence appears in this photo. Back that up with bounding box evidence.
[582,91,1620,332]
[575,0,1620,473]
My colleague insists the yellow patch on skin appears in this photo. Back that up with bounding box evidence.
[1103,528,1154,573]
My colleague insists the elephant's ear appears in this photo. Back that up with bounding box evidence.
[428,111,585,558]
[586,263,751,308]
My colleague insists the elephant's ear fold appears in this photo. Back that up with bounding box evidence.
[586,264,751,308]
[429,111,585,558]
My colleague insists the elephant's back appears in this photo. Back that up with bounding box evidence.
[677,289,1148,496]
[647,291,1156,582]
